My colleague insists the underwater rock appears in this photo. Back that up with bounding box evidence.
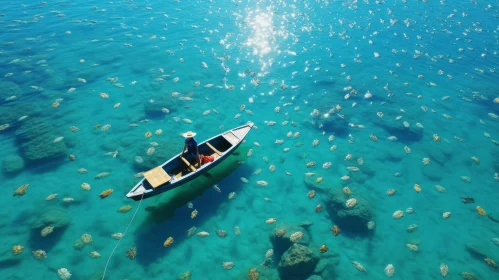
[303,176,331,193]
[2,155,24,175]
[488,213,499,224]
[22,133,67,163]
[143,95,179,117]
[133,138,178,171]
[16,118,67,163]
[357,161,376,176]
[15,118,54,142]
[306,276,323,280]
[421,164,443,182]
[373,114,423,142]
[342,173,362,185]
[422,142,452,166]
[0,246,23,267]
[344,161,375,184]
[86,272,105,280]
[270,223,311,256]
[278,244,319,280]
[0,101,44,130]
[313,258,329,275]
[491,149,499,171]
[0,81,22,101]
[465,243,489,259]
[97,53,125,66]
[381,148,404,162]
[307,113,350,136]
[317,253,340,280]
[325,188,374,233]
[30,207,71,229]
[314,247,340,276]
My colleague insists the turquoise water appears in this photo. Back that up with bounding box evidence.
[1,0,498,279]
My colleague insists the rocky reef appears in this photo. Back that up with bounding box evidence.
[0,81,22,102]
[2,155,25,175]
[15,117,67,163]
[372,112,424,142]
[269,223,311,257]
[0,100,44,131]
[325,188,374,234]
[422,141,453,166]
[132,138,179,171]
[489,148,499,172]
[30,207,71,229]
[143,95,180,117]
[307,111,350,136]
[278,244,319,280]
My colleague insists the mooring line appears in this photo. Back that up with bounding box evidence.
[102,193,144,280]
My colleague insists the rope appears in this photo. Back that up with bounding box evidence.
[102,192,145,280]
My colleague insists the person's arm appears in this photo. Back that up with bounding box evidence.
[181,144,187,155]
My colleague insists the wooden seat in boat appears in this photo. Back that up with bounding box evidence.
[180,156,196,172]
[143,166,171,188]
[206,142,222,156]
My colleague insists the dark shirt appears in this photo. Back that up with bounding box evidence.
[185,138,198,154]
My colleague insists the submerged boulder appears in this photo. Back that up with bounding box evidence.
[341,157,376,185]
[325,188,374,234]
[306,276,324,280]
[0,101,44,129]
[132,138,178,171]
[278,244,319,280]
[22,133,67,162]
[314,250,340,279]
[373,115,423,142]
[421,164,443,181]
[490,149,499,172]
[30,207,71,229]
[380,147,404,162]
[0,81,22,101]
[16,117,67,163]
[16,117,52,143]
[465,243,490,259]
[422,141,452,166]
[144,95,180,117]
[308,113,350,136]
[270,223,311,257]
[0,246,23,267]
[2,155,24,175]
[303,175,334,193]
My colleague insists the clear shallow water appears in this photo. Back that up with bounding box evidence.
[0,0,498,279]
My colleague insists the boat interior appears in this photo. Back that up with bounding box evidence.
[142,135,233,190]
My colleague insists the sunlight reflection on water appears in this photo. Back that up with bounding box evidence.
[243,7,279,75]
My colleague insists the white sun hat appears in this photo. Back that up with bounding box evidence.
[182,131,197,138]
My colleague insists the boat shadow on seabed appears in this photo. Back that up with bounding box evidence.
[132,144,252,265]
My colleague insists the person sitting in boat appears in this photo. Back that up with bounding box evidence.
[181,131,201,168]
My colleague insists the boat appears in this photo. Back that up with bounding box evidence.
[126,122,254,201]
